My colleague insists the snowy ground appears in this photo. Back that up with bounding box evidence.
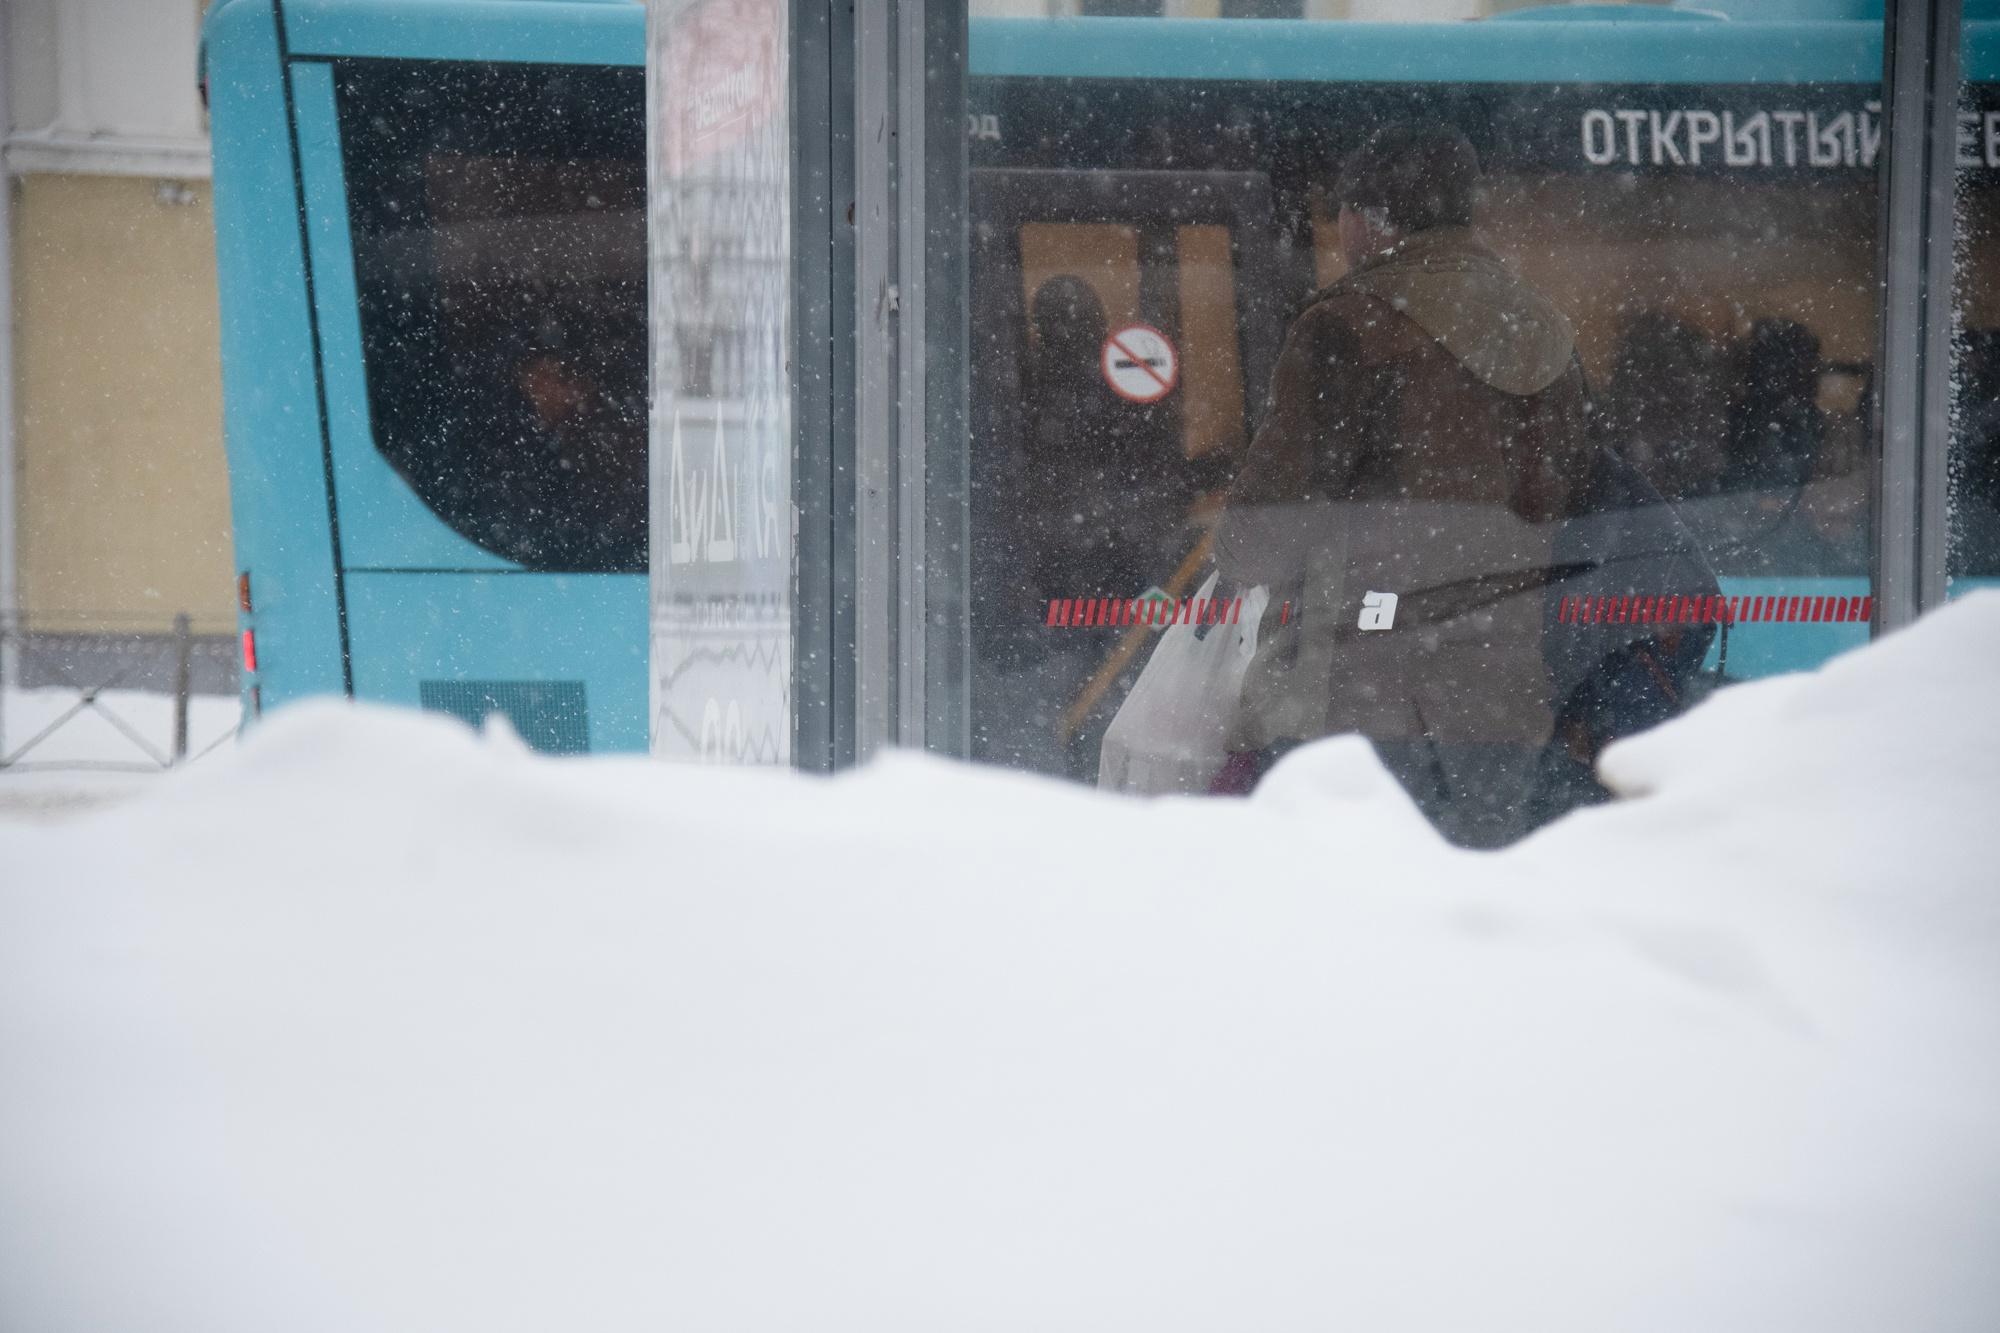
[2,599,1997,1332]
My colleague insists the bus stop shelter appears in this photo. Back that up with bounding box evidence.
[648,0,1979,788]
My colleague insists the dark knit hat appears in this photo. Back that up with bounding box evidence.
[1334,124,1482,234]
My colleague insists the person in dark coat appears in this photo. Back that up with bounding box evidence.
[1722,318,1825,496]
[1953,329,2000,575]
[1602,311,1729,502]
[1702,318,1843,576]
[477,316,647,572]
[973,276,1199,779]
[1214,124,1597,847]
[1015,276,1188,604]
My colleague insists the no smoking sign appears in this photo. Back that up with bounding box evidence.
[1100,324,1179,404]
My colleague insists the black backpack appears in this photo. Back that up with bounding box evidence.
[1530,444,1723,822]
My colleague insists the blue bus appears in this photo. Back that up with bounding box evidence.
[203,0,648,754]
[203,0,2000,761]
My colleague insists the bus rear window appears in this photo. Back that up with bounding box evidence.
[334,59,647,572]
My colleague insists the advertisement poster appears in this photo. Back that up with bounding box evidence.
[647,0,791,762]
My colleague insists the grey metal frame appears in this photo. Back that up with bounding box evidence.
[791,0,842,771]
[821,0,971,761]
[0,25,16,692]
[1876,0,1963,632]
[894,0,929,751]
[922,1,972,759]
[853,0,898,758]
[795,0,932,767]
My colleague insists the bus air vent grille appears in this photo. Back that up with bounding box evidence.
[418,681,589,755]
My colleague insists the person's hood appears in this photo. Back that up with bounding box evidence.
[1337,227,1576,397]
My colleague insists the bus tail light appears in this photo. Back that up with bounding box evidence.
[238,571,261,716]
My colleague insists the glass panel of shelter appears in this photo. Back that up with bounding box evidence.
[1306,173,1879,585]
[967,170,1282,777]
[1953,11,2000,590]
[952,2,1884,847]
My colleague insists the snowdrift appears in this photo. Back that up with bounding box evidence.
[3,596,1997,1333]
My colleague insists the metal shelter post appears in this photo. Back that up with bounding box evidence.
[1876,0,1963,632]
[834,0,968,762]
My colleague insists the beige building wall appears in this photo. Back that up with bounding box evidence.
[11,172,233,633]
[5,0,231,646]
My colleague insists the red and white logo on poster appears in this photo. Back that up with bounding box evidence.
[662,0,783,175]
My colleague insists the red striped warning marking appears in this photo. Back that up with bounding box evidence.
[1555,594,1872,625]
[1041,593,1873,629]
[1046,596,1243,628]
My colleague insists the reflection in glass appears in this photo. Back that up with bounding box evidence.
[953,6,1883,844]
[1953,14,2000,584]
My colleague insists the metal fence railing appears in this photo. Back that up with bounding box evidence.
[1,612,242,774]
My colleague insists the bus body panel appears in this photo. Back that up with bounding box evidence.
[1948,574,2000,600]
[1972,23,2000,79]
[205,0,352,710]
[1703,577,1872,676]
[206,0,650,749]
[344,571,649,751]
[282,0,641,65]
[968,17,1884,86]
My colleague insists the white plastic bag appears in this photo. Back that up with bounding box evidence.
[1097,571,1268,795]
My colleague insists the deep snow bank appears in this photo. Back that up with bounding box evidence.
[2,597,1997,1333]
